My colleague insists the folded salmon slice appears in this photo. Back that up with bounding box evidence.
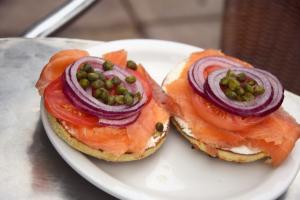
[165,50,300,166]
[36,49,89,95]
[43,49,169,156]
[61,98,169,156]
[103,49,127,68]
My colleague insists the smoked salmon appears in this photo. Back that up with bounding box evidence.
[165,50,300,166]
[36,49,89,95]
[37,49,170,157]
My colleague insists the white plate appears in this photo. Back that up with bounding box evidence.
[41,39,300,200]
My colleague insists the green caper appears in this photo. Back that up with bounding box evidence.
[95,71,106,81]
[226,70,236,78]
[125,76,136,84]
[228,78,240,90]
[105,79,114,90]
[79,78,89,89]
[116,85,128,95]
[242,92,255,101]
[237,73,246,82]
[91,79,104,89]
[225,89,237,100]
[244,84,254,93]
[100,89,109,103]
[236,87,245,95]
[112,76,121,85]
[126,60,137,70]
[83,63,94,73]
[236,95,242,102]
[115,95,125,105]
[220,77,229,86]
[107,95,115,105]
[93,88,102,99]
[103,61,114,71]
[254,85,265,95]
[76,71,88,80]
[247,79,256,86]
[124,93,134,106]
[134,92,142,101]
[87,72,100,81]
[155,122,164,132]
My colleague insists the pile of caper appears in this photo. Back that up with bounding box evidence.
[76,62,140,106]
[220,70,265,102]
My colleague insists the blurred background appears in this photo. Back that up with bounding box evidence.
[0,0,224,48]
[0,0,300,94]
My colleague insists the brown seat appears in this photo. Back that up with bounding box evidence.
[221,0,300,94]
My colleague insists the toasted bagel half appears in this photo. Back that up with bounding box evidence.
[171,117,267,163]
[162,56,268,164]
[47,113,168,162]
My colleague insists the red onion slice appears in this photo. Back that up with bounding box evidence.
[66,57,147,114]
[62,56,148,126]
[188,56,247,97]
[99,112,140,127]
[254,69,284,116]
[205,68,273,116]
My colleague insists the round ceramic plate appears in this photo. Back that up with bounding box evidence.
[41,39,300,200]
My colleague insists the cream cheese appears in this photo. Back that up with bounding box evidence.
[146,121,169,148]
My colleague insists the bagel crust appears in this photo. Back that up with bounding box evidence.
[47,113,168,162]
[171,117,268,163]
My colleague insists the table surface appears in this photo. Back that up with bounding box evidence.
[0,38,299,200]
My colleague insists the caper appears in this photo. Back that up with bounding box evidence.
[124,93,134,106]
[225,89,237,100]
[93,88,102,99]
[242,92,255,101]
[95,71,106,81]
[236,95,242,102]
[112,76,121,85]
[220,77,229,86]
[155,122,164,132]
[228,78,240,90]
[83,63,94,73]
[76,71,88,80]
[100,89,109,103]
[126,60,137,70]
[134,92,142,101]
[247,79,256,86]
[87,72,100,81]
[79,78,89,89]
[107,95,115,105]
[244,84,254,93]
[91,79,104,89]
[116,85,128,95]
[236,87,245,95]
[125,76,136,84]
[237,73,246,82]
[115,95,125,105]
[103,61,114,71]
[105,79,114,90]
[226,70,236,78]
[254,85,265,95]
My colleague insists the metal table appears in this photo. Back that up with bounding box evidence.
[0,38,298,200]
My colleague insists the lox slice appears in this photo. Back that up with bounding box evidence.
[36,49,89,95]
[165,49,300,166]
[41,49,169,155]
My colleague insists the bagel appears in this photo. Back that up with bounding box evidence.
[162,52,269,163]
[47,112,168,162]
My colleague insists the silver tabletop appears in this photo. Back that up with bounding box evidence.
[0,38,299,200]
